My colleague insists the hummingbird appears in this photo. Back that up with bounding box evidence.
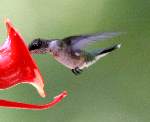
[28,32,121,75]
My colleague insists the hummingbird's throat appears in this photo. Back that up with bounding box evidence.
[52,51,59,57]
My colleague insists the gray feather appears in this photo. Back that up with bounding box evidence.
[92,44,121,56]
[62,32,121,50]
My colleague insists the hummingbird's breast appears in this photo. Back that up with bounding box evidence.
[52,49,84,69]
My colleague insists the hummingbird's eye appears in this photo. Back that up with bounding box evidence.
[33,40,42,46]
[33,43,38,46]
[29,39,43,50]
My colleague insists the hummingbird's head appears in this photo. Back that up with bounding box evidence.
[28,38,49,54]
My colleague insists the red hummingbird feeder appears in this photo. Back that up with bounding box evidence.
[0,19,67,110]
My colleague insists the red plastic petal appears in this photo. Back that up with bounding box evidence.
[0,19,67,110]
[0,91,67,110]
[0,19,45,97]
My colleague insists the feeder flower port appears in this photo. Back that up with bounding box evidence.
[0,19,67,110]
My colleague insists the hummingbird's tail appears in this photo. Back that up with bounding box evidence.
[93,44,121,60]
[82,44,121,69]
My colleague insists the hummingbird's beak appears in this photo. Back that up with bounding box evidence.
[28,44,35,54]
[28,42,34,51]
[28,44,32,51]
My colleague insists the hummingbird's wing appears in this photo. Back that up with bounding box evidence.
[62,32,120,50]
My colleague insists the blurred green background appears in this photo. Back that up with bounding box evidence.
[0,0,150,122]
